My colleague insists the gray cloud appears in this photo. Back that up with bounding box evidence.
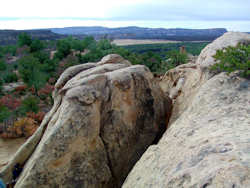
[107,0,250,21]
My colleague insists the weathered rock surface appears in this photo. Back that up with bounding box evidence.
[123,32,250,187]
[0,54,171,187]
[160,31,250,124]
[160,63,204,124]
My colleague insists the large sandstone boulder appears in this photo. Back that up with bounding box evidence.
[122,32,250,187]
[160,32,250,124]
[0,54,171,188]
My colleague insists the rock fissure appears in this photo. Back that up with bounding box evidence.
[99,132,116,186]
[122,32,250,188]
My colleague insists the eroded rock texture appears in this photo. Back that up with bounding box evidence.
[0,54,171,188]
[122,32,250,187]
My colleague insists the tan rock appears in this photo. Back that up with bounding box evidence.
[97,54,131,66]
[123,32,250,187]
[160,32,250,124]
[160,63,204,124]
[0,54,171,188]
[123,72,250,188]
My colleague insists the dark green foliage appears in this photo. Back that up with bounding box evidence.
[97,39,113,50]
[18,55,47,92]
[0,61,18,84]
[18,96,39,115]
[67,37,85,51]
[82,36,95,49]
[51,37,204,73]
[33,51,50,64]
[79,39,113,63]
[30,39,45,52]
[139,52,162,72]
[55,38,71,60]
[3,72,18,83]
[166,50,187,69]
[40,58,58,75]
[123,42,209,56]
[0,59,6,71]
[0,79,3,95]
[0,45,17,56]
[0,105,11,123]
[18,33,32,47]
[211,44,250,78]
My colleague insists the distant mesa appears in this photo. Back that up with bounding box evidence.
[51,26,227,41]
[0,26,228,45]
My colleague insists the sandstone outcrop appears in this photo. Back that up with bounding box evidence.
[0,54,171,187]
[197,32,250,69]
[160,32,250,124]
[123,32,250,187]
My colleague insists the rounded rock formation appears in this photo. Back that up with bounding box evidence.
[0,54,172,188]
[122,32,250,187]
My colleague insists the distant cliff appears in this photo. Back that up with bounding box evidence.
[0,27,227,45]
[51,26,227,41]
[0,30,65,45]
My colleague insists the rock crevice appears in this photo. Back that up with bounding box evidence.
[122,32,250,188]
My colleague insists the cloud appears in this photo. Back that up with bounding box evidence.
[107,0,250,21]
[0,0,249,31]
[1,0,249,21]
[1,18,249,32]
[0,0,151,18]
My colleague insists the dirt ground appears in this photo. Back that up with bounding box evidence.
[112,39,179,46]
[0,137,26,170]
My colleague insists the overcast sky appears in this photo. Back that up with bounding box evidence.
[0,0,250,31]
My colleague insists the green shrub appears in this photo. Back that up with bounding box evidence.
[0,45,17,56]
[55,39,72,60]
[33,51,50,64]
[18,33,32,47]
[30,39,45,53]
[18,96,39,115]
[0,79,3,95]
[0,105,11,123]
[18,55,47,92]
[161,50,188,72]
[40,58,58,75]
[3,72,18,83]
[166,50,187,67]
[211,44,250,78]
[0,59,6,71]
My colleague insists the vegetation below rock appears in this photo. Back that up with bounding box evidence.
[0,32,207,139]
